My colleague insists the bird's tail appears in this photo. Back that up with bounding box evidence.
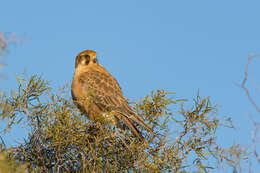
[123,104,157,137]
[114,109,157,140]
[114,112,144,141]
[128,111,158,137]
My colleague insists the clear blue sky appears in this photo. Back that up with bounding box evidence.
[1,0,260,171]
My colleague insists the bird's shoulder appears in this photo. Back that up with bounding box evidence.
[77,65,128,109]
[78,65,123,95]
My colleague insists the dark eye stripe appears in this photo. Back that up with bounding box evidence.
[85,55,90,61]
[82,55,90,65]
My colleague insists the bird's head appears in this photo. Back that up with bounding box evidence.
[75,50,98,68]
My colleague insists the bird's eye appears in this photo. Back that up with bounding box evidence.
[84,55,90,65]
[92,58,98,63]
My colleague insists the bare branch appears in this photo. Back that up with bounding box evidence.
[250,116,260,163]
[240,54,260,113]
[0,32,17,53]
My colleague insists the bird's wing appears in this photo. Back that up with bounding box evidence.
[79,69,156,140]
[79,69,125,112]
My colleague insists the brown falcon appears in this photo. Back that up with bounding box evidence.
[71,50,156,140]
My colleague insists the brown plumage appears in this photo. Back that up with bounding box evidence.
[71,50,156,140]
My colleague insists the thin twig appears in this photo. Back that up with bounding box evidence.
[240,54,260,113]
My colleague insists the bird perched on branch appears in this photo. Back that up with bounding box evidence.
[71,50,156,140]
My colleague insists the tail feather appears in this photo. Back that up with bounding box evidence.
[128,112,158,137]
[114,111,157,141]
[121,104,157,137]
[114,112,144,140]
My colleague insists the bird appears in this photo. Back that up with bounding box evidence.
[71,50,156,140]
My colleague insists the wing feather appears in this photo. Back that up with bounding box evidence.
[79,70,124,111]
[79,69,156,140]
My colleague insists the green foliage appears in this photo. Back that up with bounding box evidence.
[0,75,247,172]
